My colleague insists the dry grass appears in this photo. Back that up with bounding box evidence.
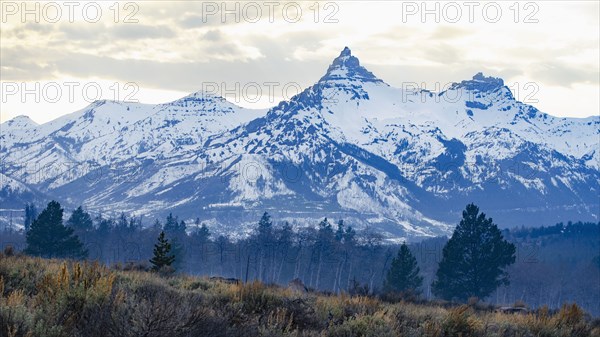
[0,254,598,337]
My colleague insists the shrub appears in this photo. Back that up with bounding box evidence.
[422,320,443,337]
[116,284,224,337]
[186,279,211,291]
[316,294,381,325]
[441,305,481,337]
[467,297,479,307]
[113,261,148,272]
[389,303,444,335]
[326,313,395,337]
[238,281,284,315]
[514,299,527,308]
[348,278,370,297]
[280,298,321,331]
[33,261,116,336]
[3,245,15,257]
[520,305,555,337]
[554,303,590,337]
[0,289,33,337]
[257,307,298,337]
[158,265,176,276]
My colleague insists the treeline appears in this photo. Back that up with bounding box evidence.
[506,221,599,241]
[2,201,599,315]
[7,202,398,293]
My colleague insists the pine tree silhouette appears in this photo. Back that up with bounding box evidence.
[384,242,423,294]
[432,203,516,301]
[150,231,176,272]
[25,201,87,259]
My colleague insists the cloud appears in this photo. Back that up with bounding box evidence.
[44,50,324,94]
[59,22,107,40]
[419,43,463,65]
[178,13,232,29]
[530,62,600,87]
[202,29,223,41]
[110,24,176,40]
[0,1,598,118]
[429,27,471,41]
[0,46,58,81]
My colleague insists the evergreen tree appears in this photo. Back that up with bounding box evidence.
[66,206,93,233]
[257,212,273,243]
[384,243,423,294]
[128,216,141,231]
[278,222,293,245]
[95,215,112,237]
[166,212,177,226]
[190,223,210,257]
[188,223,210,272]
[163,213,183,234]
[178,220,187,234]
[216,235,229,264]
[317,218,334,242]
[162,215,186,270]
[255,212,274,281]
[344,225,356,245]
[151,218,162,231]
[25,201,87,259]
[335,220,345,242]
[193,223,211,243]
[116,212,129,230]
[432,203,516,301]
[24,203,37,232]
[170,238,186,271]
[149,231,175,271]
[314,218,335,288]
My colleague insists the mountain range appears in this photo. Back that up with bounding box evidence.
[1,47,598,240]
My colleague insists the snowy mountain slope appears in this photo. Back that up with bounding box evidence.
[184,47,598,236]
[0,115,38,135]
[0,94,266,188]
[0,172,47,209]
[1,47,598,239]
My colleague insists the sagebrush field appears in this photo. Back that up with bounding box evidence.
[1,252,598,337]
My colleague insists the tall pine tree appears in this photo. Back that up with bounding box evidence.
[335,219,345,242]
[163,214,186,271]
[432,203,516,301]
[192,223,211,243]
[25,201,87,259]
[150,231,176,272]
[66,206,93,234]
[255,212,274,282]
[384,242,423,294]
[257,212,273,243]
[163,213,185,234]
[24,203,37,232]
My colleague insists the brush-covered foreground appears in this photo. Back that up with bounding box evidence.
[1,254,598,337]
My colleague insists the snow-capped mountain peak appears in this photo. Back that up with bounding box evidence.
[161,91,242,116]
[1,115,38,129]
[170,90,231,104]
[319,47,385,85]
[453,72,505,93]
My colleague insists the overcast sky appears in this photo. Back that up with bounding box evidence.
[1,1,598,124]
